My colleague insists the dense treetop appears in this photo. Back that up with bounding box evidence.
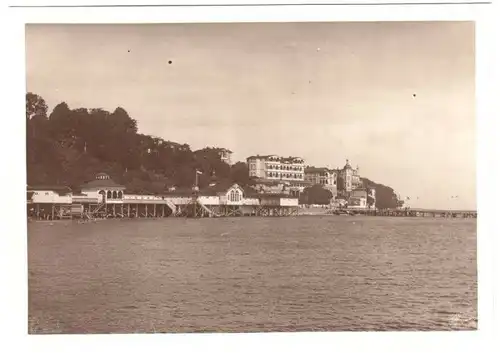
[26,93,250,194]
[26,92,402,208]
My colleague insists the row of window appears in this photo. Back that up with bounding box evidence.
[100,190,123,199]
[266,164,303,171]
[266,172,304,179]
[305,177,337,185]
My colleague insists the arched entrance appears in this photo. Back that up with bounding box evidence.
[98,190,106,203]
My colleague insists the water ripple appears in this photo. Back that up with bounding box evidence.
[28,217,477,333]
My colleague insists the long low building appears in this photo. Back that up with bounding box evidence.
[27,173,299,219]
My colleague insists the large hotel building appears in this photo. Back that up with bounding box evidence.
[247,155,305,181]
[304,167,337,193]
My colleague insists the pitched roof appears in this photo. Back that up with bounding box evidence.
[258,193,298,199]
[252,178,288,186]
[27,185,73,195]
[198,182,243,196]
[161,189,194,197]
[246,155,304,163]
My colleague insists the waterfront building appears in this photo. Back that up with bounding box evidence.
[304,166,338,198]
[337,159,362,193]
[347,188,366,209]
[26,173,301,220]
[163,181,298,217]
[346,188,376,209]
[247,155,305,182]
[351,188,368,199]
[27,186,73,204]
[78,172,126,204]
[347,196,367,209]
[249,178,311,198]
[27,186,74,220]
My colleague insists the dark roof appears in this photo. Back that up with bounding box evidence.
[80,179,125,189]
[305,167,328,173]
[258,193,298,199]
[27,185,72,195]
[246,155,304,163]
[252,178,288,186]
[343,159,353,170]
[199,182,243,196]
[161,182,243,197]
[305,166,338,173]
[195,147,233,154]
[159,189,194,197]
[242,186,259,197]
[247,155,272,160]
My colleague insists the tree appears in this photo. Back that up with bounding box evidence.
[25,92,402,203]
[361,177,400,209]
[230,162,251,186]
[26,92,48,121]
[299,185,333,205]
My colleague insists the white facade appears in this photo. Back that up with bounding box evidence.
[280,198,299,206]
[247,155,305,182]
[220,185,245,205]
[304,168,337,186]
[72,194,101,203]
[338,159,362,193]
[79,173,126,204]
[348,197,367,209]
[242,198,260,206]
[198,196,220,205]
[218,149,233,165]
[30,190,72,204]
[81,188,124,203]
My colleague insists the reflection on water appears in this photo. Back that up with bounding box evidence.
[28,216,477,333]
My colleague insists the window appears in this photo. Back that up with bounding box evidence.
[229,190,240,202]
[107,191,112,199]
[112,191,117,199]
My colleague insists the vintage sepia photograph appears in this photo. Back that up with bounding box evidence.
[25,21,477,334]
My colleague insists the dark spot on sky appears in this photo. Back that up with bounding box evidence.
[413,93,416,97]
[168,60,172,64]
[127,50,130,53]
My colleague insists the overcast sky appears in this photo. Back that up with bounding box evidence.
[26,22,475,210]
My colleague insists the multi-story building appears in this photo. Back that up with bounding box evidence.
[337,159,361,193]
[217,148,233,165]
[304,166,338,197]
[345,187,377,209]
[247,155,305,182]
[194,147,233,165]
[247,155,307,197]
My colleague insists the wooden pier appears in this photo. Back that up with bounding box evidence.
[27,193,301,220]
[333,208,477,219]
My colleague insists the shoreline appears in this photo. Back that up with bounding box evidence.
[28,212,477,223]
